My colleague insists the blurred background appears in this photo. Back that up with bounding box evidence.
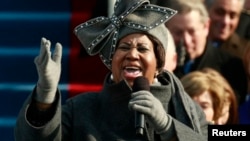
[0,0,114,140]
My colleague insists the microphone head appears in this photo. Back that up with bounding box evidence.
[132,76,150,92]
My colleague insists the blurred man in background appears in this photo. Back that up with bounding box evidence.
[165,0,248,104]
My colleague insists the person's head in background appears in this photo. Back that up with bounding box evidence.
[180,68,239,124]
[163,29,177,72]
[204,0,245,42]
[165,0,210,61]
[244,0,250,9]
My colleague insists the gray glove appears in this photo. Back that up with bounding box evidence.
[34,37,62,104]
[128,90,172,133]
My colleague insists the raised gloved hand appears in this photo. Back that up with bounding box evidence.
[34,37,62,104]
[128,90,172,133]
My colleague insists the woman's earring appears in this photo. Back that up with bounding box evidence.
[153,77,158,83]
[153,72,158,83]
[110,74,114,81]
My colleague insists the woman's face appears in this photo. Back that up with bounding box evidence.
[192,90,214,123]
[111,33,158,87]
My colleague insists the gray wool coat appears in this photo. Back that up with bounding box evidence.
[14,71,208,141]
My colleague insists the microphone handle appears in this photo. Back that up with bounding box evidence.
[132,76,149,137]
[135,111,144,136]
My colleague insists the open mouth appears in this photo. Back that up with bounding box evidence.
[123,66,142,78]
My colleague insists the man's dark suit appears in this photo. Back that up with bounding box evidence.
[174,41,247,104]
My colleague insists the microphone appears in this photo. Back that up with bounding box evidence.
[176,38,191,69]
[132,76,150,136]
[176,39,187,67]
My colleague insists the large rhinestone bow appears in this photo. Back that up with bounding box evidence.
[74,0,177,69]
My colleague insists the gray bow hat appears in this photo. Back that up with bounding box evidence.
[74,0,177,69]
